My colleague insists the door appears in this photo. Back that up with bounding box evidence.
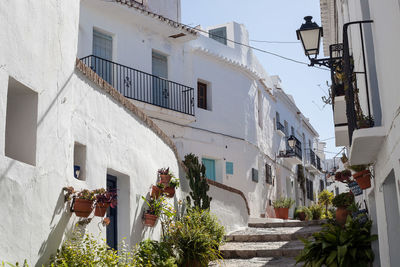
[152,51,169,108]
[93,30,113,84]
[106,174,118,249]
[202,158,216,181]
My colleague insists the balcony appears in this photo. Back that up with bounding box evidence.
[80,55,195,123]
[278,135,302,166]
[305,149,319,173]
[276,121,285,137]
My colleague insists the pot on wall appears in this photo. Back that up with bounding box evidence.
[274,208,289,219]
[163,186,175,198]
[143,213,158,227]
[160,174,171,185]
[73,198,93,217]
[353,170,371,189]
[94,202,110,217]
[151,185,162,199]
[336,207,350,225]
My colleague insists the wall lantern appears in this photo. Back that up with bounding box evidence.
[287,136,296,150]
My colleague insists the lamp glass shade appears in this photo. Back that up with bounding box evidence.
[299,28,321,56]
[288,137,296,149]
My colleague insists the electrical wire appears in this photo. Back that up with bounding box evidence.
[181,22,329,71]
[250,39,301,44]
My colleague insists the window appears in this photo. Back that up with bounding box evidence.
[319,179,324,192]
[252,168,259,182]
[93,30,113,83]
[258,90,263,128]
[226,162,234,175]
[265,164,272,184]
[197,82,207,109]
[202,158,216,181]
[276,112,280,123]
[306,179,314,200]
[284,120,289,136]
[5,77,38,165]
[209,27,227,45]
[74,142,87,180]
[291,126,295,136]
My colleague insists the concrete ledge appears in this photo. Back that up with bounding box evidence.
[248,218,326,228]
[349,126,386,165]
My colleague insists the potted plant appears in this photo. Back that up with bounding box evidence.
[93,188,117,217]
[340,153,348,164]
[142,196,164,227]
[272,197,295,219]
[158,167,172,185]
[349,165,371,189]
[294,206,311,221]
[164,177,180,198]
[332,192,354,225]
[357,115,374,129]
[151,182,165,199]
[73,189,95,217]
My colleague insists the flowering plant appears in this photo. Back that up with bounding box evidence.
[168,177,180,188]
[94,188,117,208]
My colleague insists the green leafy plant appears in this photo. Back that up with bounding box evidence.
[167,208,225,266]
[332,192,354,208]
[348,164,368,173]
[1,261,29,267]
[272,197,295,209]
[296,217,378,266]
[76,189,96,201]
[309,204,323,220]
[294,206,312,220]
[318,189,334,218]
[168,177,180,189]
[134,239,177,267]
[142,195,165,216]
[183,153,212,210]
[156,182,166,189]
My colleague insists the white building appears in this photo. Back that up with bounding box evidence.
[0,0,327,264]
[320,0,400,265]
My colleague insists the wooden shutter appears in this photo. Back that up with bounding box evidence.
[265,164,272,184]
[197,82,207,109]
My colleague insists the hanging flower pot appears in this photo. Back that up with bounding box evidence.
[160,174,171,185]
[143,213,158,227]
[73,198,94,217]
[353,170,371,189]
[94,202,110,217]
[151,185,163,199]
[163,186,175,198]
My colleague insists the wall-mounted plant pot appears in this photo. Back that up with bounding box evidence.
[143,213,158,227]
[73,199,93,217]
[163,186,175,198]
[160,174,171,185]
[94,202,110,217]
[298,212,306,221]
[353,170,371,189]
[151,185,162,199]
[274,207,289,219]
[336,207,350,225]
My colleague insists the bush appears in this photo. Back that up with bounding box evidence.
[167,208,225,266]
[309,204,323,220]
[296,216,378,266]
[272,197,295,209]
[134,239,176,267]
[321,207,334,219]
[332,192,354,208]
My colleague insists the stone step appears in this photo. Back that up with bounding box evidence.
[248,218,326,228]
[209,257,296,266]
[225,225,321,242]
[220,240,304,259]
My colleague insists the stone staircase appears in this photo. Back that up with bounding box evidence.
[210,218,324,267]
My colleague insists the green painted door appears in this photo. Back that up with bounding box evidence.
[202,158,216,181]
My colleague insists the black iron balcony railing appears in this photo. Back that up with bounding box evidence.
[276,121,285,133]
[309,149,316,167]
[316,155,322,171]
[278,135,302,160]
[80,55,195,116]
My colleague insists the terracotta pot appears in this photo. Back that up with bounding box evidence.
[336,207,350,225]
[73,199,93,217]
[143,213,158,227]
[298,211,306,221]
[151,185,162,199]
[164,186,175,198]
[274,207,289,219]
[354,170,371,190]
[94,202,110,217]
[160,174,171,185]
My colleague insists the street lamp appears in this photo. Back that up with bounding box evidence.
[296,16,323,59]
[287,136,296,150]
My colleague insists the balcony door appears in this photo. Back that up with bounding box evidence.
[152,51,169,108]
[93,30,113,84]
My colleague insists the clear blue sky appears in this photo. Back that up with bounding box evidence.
[182,0,341,159]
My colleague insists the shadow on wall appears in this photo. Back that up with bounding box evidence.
[36,189,73,267]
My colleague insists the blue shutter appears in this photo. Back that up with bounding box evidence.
[202,158,216,181]
[226,162,234,175]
